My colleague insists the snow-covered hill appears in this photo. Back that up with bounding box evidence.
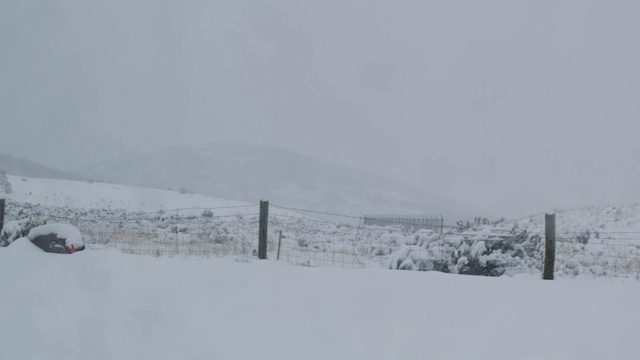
[3,174,254,213]
[0,153,77,181]
[518,204,640,236]
[78,143,483,220]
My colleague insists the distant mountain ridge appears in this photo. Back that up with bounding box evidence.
[0,153,77,181]
[79,143,482,220]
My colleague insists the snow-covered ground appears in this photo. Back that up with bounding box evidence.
[1,242,639,360]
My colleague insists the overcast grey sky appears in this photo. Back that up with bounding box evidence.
[1,0,640,217]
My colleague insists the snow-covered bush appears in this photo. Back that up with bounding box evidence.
[1,219,27,246]
[575,230,590,245]
[456,217,506,231]
[385,224,543,276]
[0,216,47,247]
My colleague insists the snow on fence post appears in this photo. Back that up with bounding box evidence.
[543,212,556,280]
[258,200,269,259]
[0,198,5,233]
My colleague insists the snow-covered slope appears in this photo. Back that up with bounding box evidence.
[3,174,253,213]
[79,143,483,220]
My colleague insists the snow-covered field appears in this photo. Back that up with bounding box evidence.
[1,241,639,360]
[3,175,640,278]
[3,174,640,358]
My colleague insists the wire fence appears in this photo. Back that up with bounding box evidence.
[83,229,256,258]
[3,199,640,279]
[363,214,444,233]
[266,211,547,276]
[78,211,260,258]
[554,233,640,279]
[267,208,640,278]
[3,200,261,258]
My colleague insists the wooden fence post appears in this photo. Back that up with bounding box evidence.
[543,212,556,280]
[258,200,269,259]
[0,198,5,233]
[277,230,282,260]
[175,208,179,255]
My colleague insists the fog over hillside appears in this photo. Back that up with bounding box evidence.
[3,1,640,217]
[0,153,77,181]
[3,2,640,358]
[80,143,482,220]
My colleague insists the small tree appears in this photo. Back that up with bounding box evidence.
[0,171,12,194]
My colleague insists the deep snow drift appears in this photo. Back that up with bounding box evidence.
[1,242,638,360]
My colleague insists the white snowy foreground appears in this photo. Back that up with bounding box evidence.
[1,240,638,360]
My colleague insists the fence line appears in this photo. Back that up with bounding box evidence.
[3,200,640,278]
[363,214,444,233]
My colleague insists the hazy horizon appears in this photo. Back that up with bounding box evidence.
[2,0,640,218]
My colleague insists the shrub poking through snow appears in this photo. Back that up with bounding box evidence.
[1,219,28,247]
[27,224,85,254]
[385,223,543,276]
[0,217,47,247]
[575,230,590,245]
